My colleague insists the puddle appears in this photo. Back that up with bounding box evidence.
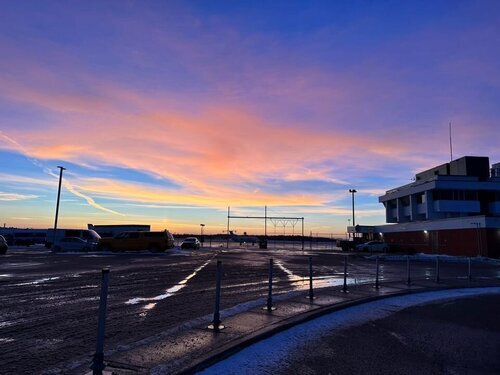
[0,274,13,278]
[126,259,212,305]
[0,338,15,343]
[275,260,304,282]
[139,302,158,317]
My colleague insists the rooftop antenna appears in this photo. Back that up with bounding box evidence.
[449,122,453,161]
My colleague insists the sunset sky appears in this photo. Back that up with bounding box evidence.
[1,1,499,235]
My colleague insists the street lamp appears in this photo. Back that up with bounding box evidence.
[347,218,351,239]
[200,224,205,245]
[349,189,357,237]
[52,166,66,250]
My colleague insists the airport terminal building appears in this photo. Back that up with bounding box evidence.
[353,156,500,258]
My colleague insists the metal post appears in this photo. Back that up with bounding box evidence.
[301,218,304,251]
[307,256,315,300]
[341,256,348,293]
[374,256,380,289]
[90,268,110,374]
[406,255,411,286]
[468,257,472,281]
[264,258,276,311]
[349,189,357,227]
[309,230,312,251]
[208,261,224,330]
[52,166,65,249]
[435,256,440,283]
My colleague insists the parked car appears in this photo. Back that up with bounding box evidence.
[46,228,101,249]
[0,235,8,254]
[355,241,389,252]
[98,230,175,252]
[53,237,95,252]
[181,237,201,249]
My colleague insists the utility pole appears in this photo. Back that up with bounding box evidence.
[52,166,66,249]
[349,189,357,238]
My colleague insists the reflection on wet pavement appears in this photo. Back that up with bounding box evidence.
[126,259,212,306]
[8,276,61,287]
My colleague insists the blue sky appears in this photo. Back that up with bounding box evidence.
[0,0,499,235]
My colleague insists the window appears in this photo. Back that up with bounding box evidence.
[416,193,425,204]
[433,189,476,201]
[400,196,410,207]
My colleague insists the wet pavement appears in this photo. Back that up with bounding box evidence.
[0,246,499,374]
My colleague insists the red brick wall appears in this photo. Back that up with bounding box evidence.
[383,228,499,258]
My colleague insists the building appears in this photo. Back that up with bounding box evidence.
[87,224,150,238]
[0,228,48,246]
[352,156,500,258]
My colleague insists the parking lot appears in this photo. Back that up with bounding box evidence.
[1,245,499,374]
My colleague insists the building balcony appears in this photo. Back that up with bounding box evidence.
[433,200,480,213]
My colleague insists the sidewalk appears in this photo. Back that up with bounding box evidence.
[95,278,500,374]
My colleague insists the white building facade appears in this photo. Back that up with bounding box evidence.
[355,156,500,257]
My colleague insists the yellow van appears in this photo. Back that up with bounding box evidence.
[98,230,175,252]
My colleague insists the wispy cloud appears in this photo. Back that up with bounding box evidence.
[0,192,38,201]
[0,131,123,216]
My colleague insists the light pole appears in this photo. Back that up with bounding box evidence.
[52,166,66,249]
[349,189,357,238]
[200,223,205,245]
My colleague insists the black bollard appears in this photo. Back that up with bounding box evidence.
[264,258,276,311]
[208,261,225,331]
[374,256,380,289]
[406,255,411,286]
[90,268,110,375]
[435,256,440,283]
[306,256,315,300]
[341,256,348,293]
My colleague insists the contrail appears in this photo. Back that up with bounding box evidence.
[0,130,123,216]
